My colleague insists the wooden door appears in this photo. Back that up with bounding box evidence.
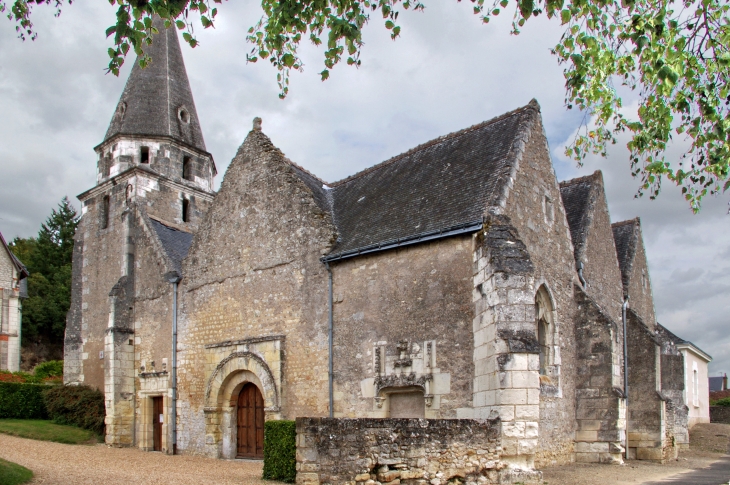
[152,396,163,452]
[237,383,264,458]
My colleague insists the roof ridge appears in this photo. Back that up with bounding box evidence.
[328,100,539,188]
[283,156,328,186]
[559,170,602,188]
[611,217,640,228]
[148,214,193,234]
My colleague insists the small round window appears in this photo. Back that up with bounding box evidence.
[178,107,190,124]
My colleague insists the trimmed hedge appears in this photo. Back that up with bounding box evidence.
[43,385,105,435]
[263,420,296,483]
[0,383,48,419]
[34,361,63,379]
[713,397,730,407]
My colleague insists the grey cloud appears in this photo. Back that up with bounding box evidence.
[1,0,728,376]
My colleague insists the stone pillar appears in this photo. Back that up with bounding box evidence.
[573,285,625,464]
[104,275,136,446]
[472,218,541,473]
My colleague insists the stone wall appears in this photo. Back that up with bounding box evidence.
[623,223,656,328]
[177,129,337,456]
[498,112,580,467]
[626,310,665,461]
[710,406,730,424]
[656,325,689,449]
[296,417,535,485]
[330,235,474,419]
[0,247,22,371]
[573,285,625,464]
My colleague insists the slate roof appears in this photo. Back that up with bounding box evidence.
[657,322,712,361]
[709,376,726,392]
[103,16,207,152]
[559,171,603,264]
[0,231,29,280]
[287,100,540,259]
[149,218,194,274]
[657,322,687,346]
[612,218,640,293]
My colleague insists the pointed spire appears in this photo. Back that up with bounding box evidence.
[104,16,207,152]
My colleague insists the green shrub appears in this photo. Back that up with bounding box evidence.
[263,420,296,483]
[42,385,105,435]
[713,397,730,407]
[0,371,42,384]
[0,383,48,419]
[34,360,63,379]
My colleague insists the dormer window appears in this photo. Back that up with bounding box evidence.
[141,147,150,164]
[178,108,190,124]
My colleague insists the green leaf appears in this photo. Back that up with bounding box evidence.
[560,9,570,24]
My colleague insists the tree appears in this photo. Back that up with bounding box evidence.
[3,0,729,210]
[9,197,79,346]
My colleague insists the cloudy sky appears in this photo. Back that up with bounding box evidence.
[1,1,728,375]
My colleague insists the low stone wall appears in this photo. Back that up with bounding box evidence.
[710,406,730,424]
[297,418,531,485]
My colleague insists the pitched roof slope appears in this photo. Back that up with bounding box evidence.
[0,232,28,279]
[612,218,640,292]
[149,218,194,274]
[321,101,539,256]
[103,16,207,152]
[559,171,604,263]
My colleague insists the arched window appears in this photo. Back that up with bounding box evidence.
[100,195,110,229]
[535,285,558,389]
[183,156,193,181]
[182,197,190,223]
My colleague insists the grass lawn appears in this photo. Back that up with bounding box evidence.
[0,457,33,485]
[0,419,98,444]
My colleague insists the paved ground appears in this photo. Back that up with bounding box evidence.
[2,424,730,485]
[642,455,730,484]
[0,433,265,485]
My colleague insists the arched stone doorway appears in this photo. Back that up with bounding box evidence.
[237,383,264,459]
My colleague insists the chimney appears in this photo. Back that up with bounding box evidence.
[724,373,727,391]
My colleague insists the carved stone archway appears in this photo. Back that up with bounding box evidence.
[203,351,280,458]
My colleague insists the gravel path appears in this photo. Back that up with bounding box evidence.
[0,434,266,485]
[2,423,729,485]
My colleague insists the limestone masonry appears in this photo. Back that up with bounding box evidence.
[64,18,711,484]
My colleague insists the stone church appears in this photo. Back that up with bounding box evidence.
[64,19,710,481]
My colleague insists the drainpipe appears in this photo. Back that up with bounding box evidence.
[622,296,630,461]
[166,271,182,455]
[326,262,334,418]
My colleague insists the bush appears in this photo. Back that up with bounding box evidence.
[0,383,48,419]
[34,361,63,379]
[42,385,105,435]
[0,371,42,384]
[713,397,730,407]
[263,420,296,483]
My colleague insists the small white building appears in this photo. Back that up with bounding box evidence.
[0,232,28,371]
[676,340,712,427]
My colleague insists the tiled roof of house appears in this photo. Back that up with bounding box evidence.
[611,218,640,293]
[0,231,29,279]
[102,16,207,153]
[559,171,603,264]
[280,100,540,259]
[149,218,194,274]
